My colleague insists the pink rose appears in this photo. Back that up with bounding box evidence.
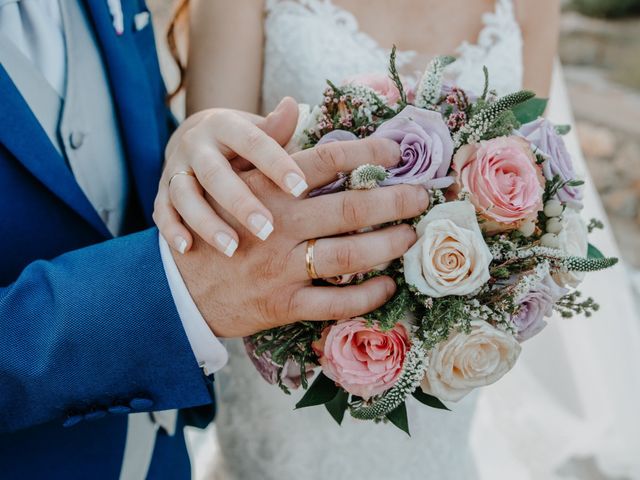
[312,319,409,400]
[343,73,402,105]
[452,136,544,233]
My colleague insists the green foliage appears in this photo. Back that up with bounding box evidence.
[511,97,548,124]
[570,0,640,18]
[483,109,519,139]
[556,291,600,318]
[251,321,326,391]
[562,255,619,271]
[325,389,349,425]
[364,282,412,331]
[588,243,605,259]
[415,295,471,348]
[412,389,450,411]
[588,218,605,233]
[454,90,535,146]
[296,373,339,409]
[386,402,410,436]
[388,45,408,107]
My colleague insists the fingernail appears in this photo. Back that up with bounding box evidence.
[284,172,308,197]
[174,236,187,254]
[215,232,238,258]
[248,213,274,241]
[417,187,430,206]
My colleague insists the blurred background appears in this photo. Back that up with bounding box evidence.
[148,0,640,296]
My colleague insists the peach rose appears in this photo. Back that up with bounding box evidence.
[452,136,544,233]
[312,319,410,400]
[421,320,521,402]
[343,73,402,105]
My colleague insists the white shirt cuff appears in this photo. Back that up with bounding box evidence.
[158,233,228,376]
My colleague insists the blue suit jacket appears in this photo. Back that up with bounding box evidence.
[0,1,215,477]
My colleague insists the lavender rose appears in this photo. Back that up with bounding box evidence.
[512,274,568,342]
[317,130,358,145]
[243,338,314,390]
[519,118,583,209]
[372,106,454,189]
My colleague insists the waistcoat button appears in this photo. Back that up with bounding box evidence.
[69,131,85,149]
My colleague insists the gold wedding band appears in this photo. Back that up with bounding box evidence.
[305,239,320,280]
[168,170,195,187]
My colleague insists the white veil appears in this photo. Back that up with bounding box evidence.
[471,61,640,480]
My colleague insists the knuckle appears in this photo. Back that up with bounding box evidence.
[192,214,213,237]
[333,241,359,272]
[327,299,349,320]
[230,193,256,218]
[285,291,303,321]
[200,160,225,187]
[244,128,267,153]
[391,186,412,218]
[315,143,346,175]
[341,195,364,227]
[255,249,287,281]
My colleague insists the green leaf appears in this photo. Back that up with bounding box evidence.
[412,389,451,411]
[325,389,349,425]
[587,243,605,259]
[386,402,410,436]
[295,373,339,409]
[511,97,548,124]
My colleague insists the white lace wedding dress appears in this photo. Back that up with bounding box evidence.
[200,1,640,479]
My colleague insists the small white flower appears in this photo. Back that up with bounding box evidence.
[553,209,589,287]
[421,320,521,402]
[403,201,492,297]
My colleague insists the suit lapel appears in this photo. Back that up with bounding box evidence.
[83,0,163,223]
[0,66,112,237]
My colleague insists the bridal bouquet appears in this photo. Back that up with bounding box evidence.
[245,49,617,434]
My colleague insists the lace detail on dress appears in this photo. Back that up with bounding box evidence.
[261,0,522,114]
[261,0,416,113]
[447,0,523,96]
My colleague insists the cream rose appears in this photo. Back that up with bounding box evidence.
[421,320,521,401]
[284,103,322,154]
[403,201,492,297]
[553,209,589,287]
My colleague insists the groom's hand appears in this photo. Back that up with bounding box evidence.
[173,138,429,338]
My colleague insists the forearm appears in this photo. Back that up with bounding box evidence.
[0,229,212,432]
[186,0,264,114]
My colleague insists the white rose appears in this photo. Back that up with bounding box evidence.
[553,209,588,288]
[421,320,521,402]
[284,104,322,154]
[403,201,492,297]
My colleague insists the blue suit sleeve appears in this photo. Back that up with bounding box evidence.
[0,228,213,433]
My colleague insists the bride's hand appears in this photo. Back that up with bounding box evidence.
[154,97,306,257]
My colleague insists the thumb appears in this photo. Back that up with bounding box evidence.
[257,96,299,147]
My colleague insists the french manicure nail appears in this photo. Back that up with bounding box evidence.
[215,232,238,258]
[248,213,274,241]
[174,236,187,254]
[284,172,308,197]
